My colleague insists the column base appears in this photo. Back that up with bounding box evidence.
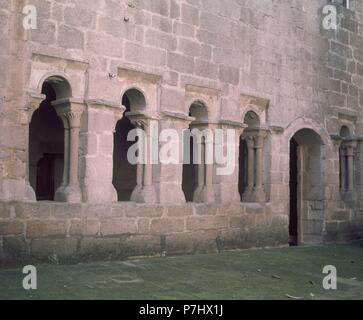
[131,185,158,203]
[253,187,266,203]
[242,189,254,202]
[193,185,203,203]
[54,184,82,203]
[82,183,118,203]
[242,188,265,203]
[342,191,357,208]
[194,185,215,204]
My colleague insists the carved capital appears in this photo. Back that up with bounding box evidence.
[52,98,85,129]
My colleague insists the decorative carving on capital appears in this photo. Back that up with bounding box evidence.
[126,111,159,131]
[51,98,85,129]
[243,128,269,148]
[63,111,83,128]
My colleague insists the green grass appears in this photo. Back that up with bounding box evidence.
[0,244,362,300]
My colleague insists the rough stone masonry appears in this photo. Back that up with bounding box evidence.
[0,0,363,264]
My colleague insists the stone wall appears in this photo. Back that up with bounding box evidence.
[0,201,288,265]
[1,0,363,264]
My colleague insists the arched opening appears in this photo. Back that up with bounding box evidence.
[340,125,351,139]
[182,101,208,202]
[289,128,324,246]
[239,111,260,201]
[244,110,260,128]
[29,77,70,201]
[112,89,145,201]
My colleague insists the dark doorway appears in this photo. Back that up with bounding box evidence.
[238,137,248,201]
[113,95,137,201]
[289,138,298,246]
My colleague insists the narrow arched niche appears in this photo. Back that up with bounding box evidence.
[112,89,147,201]
[238,111,261,200]
[182,101,208,202]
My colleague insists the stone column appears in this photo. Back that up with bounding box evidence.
[254,129,268,202]
[54,114,70,200]
[192,123,216,204]
[242,128,268,203]
[81,100,125,203]
[340,139,357,204]
[339,145,346,191]
[346,140,357,192]
[242,132,255,202]
[52,98,85,203]
[192,136,204,202]
[357,138,363,208]
[128,112,158,203]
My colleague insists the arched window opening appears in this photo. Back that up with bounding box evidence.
[239,111,265,202]
[182,101,208,202]
[29,81,65,201]
[112,89,144,201]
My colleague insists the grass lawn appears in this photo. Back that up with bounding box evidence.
[0,244,362,300]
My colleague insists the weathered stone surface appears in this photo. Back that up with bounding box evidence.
[26,220,67,238]
[2,236,28,259]
[52,204,83,219]
[166,231,219,255]
[31,238,79,260]
[78,237,120,259]
[186,216,228,231]
[120,235,161,257]
[166,205,193,217]
[0,221,24,235]
[125,205,163,218]
[0,202,11,218]
[1,0,363,264]
[150,218,184,234]
[100,219,137,236]
[70,219,100,236]
[14,202,52,219]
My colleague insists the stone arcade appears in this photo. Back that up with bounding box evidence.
[0,0,363,263]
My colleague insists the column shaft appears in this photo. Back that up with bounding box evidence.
[246,138,255,190]
[255,135,264,189]
[347,149,354,192]
[62,122,70,186]
[197,141,206,188]
[339,147,346,191]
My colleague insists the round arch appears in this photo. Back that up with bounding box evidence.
[240,105,265,126]
[188,99,209,122]
[287,122,329,246]
[37,73,72,100]
[121,87,147,112]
